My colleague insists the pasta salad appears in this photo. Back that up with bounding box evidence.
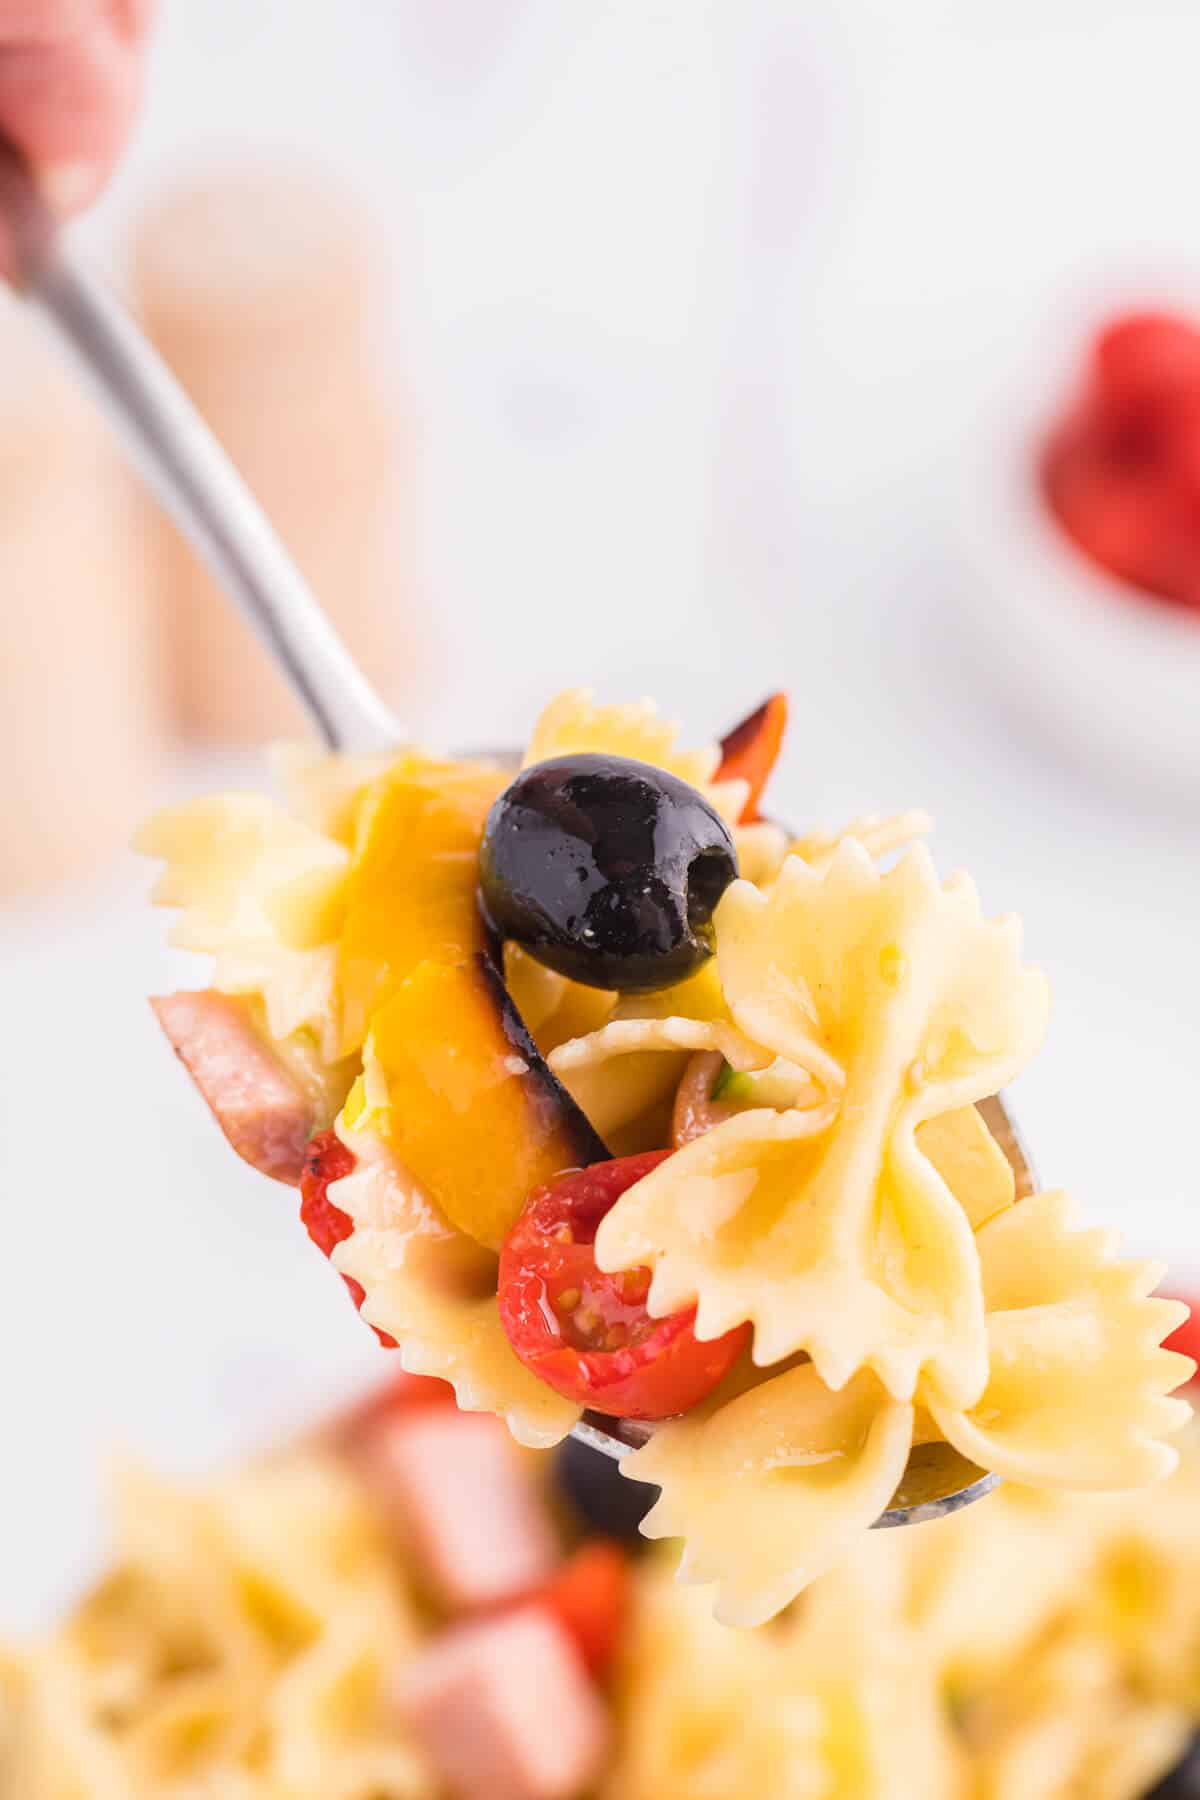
[138,689,1195,1625]
[4,1370,1199,1799]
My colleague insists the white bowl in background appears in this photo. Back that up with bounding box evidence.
[959,383,1200,805]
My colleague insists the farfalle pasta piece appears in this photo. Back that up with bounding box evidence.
[106,1463,266,1683]
[622,1360,914,1627]
[269,741,405,846]
[927,1192,1194,1488]
[213,1456,419,1648]
[548,1017,769,1143]
[598,845,1049,1402]
[21,1452,429,1800]
[734,809,933,893]
[729,819,791,887]
[779,1551,962,1800]
[213,943,347,1077]
[140,797,358,1101]
[4,1643,135,1799]
[790,808,933,873]
[329,1125,580,1449]
[965,1631,1192,1800]
[548,1022,725,1148]
[522,687,749,827]
[264,1610,428,1799]
[603,1569,825,1800]
[136,794,349,954]
[610,1540,961,1800]
[596,1107,985,1398]
[501,943,615,1053]
[717,842,1048,1113]
[899,1481,1108,1681]
[545,961,770,1145]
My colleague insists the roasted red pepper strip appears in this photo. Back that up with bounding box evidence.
[717,692,788,822]
[300,1130,398,1349]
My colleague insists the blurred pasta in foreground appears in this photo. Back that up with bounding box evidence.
[2,1373,1197,1800]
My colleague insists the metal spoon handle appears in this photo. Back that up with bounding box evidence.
[32,254,401,753]
[0,135,400,754]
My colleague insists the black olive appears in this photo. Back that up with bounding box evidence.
[479,754,739,992]
[1145,1737,1200,1799]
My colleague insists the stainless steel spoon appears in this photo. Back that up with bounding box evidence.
[2,141,1036,1524]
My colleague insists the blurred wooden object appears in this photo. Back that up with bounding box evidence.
[0,301,161,896]
[132,163,415,745]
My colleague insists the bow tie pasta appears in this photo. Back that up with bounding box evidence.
[522,686,749,830]
[139,688,1195,1630]
[595,843,1051,1406]
[619,1198,1190,1625]
[328,1119,582,1449]
[626,1360,916,1626]
[927,1191,1193,1488]
[11,1417,1200,1798]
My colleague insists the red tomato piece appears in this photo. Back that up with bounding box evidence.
[300,1130,398,1349]
[716,693,789,822]
[1164,1295,1200,1377]
[537,1542,631,1679]
[498,1152,748,1419]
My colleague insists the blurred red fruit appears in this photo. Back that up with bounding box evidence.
[1043,308,1200,611]
[1094,311,1200,403]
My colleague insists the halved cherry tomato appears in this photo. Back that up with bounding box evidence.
[537,1542,631,1679]
[717,693,788,822]
[300,1130,397,1349]
[498,1152,748,1418]
[1164,1295,1200,1377]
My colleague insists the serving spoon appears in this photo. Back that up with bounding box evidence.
[0,139,1037,1524]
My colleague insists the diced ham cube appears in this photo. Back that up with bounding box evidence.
[151,990,313,1185]
[358,1410,557,1612]
[397,1609,608,1800]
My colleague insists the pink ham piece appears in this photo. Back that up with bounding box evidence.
[397,1609,608,1800]
[671,1049,738,1147]
[150,990,313,1185]
[357,1409,558,1612]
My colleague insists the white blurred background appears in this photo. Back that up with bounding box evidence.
[2,0,1198,1627]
